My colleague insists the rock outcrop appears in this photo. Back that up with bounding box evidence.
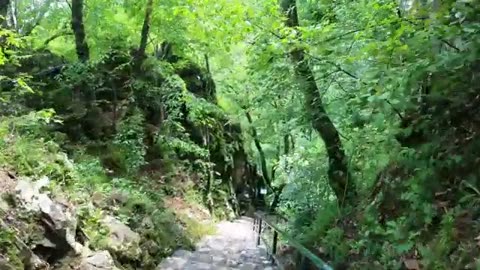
[101,215,141,260]
[15,177,82,255]
[78,251,119,270]
[0,171,142,270]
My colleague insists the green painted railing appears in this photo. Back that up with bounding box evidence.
[253,211,334,270]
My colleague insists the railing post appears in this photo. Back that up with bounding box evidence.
[271,230,278,264]
[256,219,262,246]
[252,212,333,270]
[300,255,309,270]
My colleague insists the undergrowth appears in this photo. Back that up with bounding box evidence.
[0,111,217,267]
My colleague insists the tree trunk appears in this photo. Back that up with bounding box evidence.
[228,177,240,216]
[134,0,153,71]
[0,0,10,27]
[270,134,290,211]
[8,0,16,30]
[71,0,89,62]
[280,0,356,205]
[269,185,284,212]
[245,111,272,189]
[205,164,214,213]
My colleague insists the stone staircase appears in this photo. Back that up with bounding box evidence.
[157,217,277,270]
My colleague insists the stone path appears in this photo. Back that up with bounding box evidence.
[157,217,277,270]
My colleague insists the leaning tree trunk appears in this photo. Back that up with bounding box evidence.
[280,0,356,206]
[245,110,290,211]
[71,0,89,62]
[245,110,272,189]
[134,0,153,71]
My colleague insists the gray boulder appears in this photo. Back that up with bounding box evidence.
[15,177,82,254]
[78,251,119,270]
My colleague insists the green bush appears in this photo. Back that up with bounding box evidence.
[0,226,23,269]
[113,109,147,174]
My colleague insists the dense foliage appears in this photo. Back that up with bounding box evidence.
[1,0,479,269]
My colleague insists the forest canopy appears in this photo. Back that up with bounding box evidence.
[1,0,479,269]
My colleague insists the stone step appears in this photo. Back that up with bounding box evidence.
[156,217,277,270]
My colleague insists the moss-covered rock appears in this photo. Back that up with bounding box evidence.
[101,215,141,261]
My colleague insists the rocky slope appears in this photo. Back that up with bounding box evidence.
[0,170,138,269]
[0,168,215,270]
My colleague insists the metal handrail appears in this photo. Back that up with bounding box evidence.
[253,211,334,270]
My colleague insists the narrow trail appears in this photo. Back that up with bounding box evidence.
[157,217,277,270]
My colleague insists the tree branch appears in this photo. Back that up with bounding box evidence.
[64,0,72,10]
[316,29,363,44]
[250,21,285,40]
[307,53,360,80]
[21,0,56,36]
[308,53,406,121]
[385,99,404,121]
[42,30,73,47]
[134,0,154,71]
[440,38,460,52]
